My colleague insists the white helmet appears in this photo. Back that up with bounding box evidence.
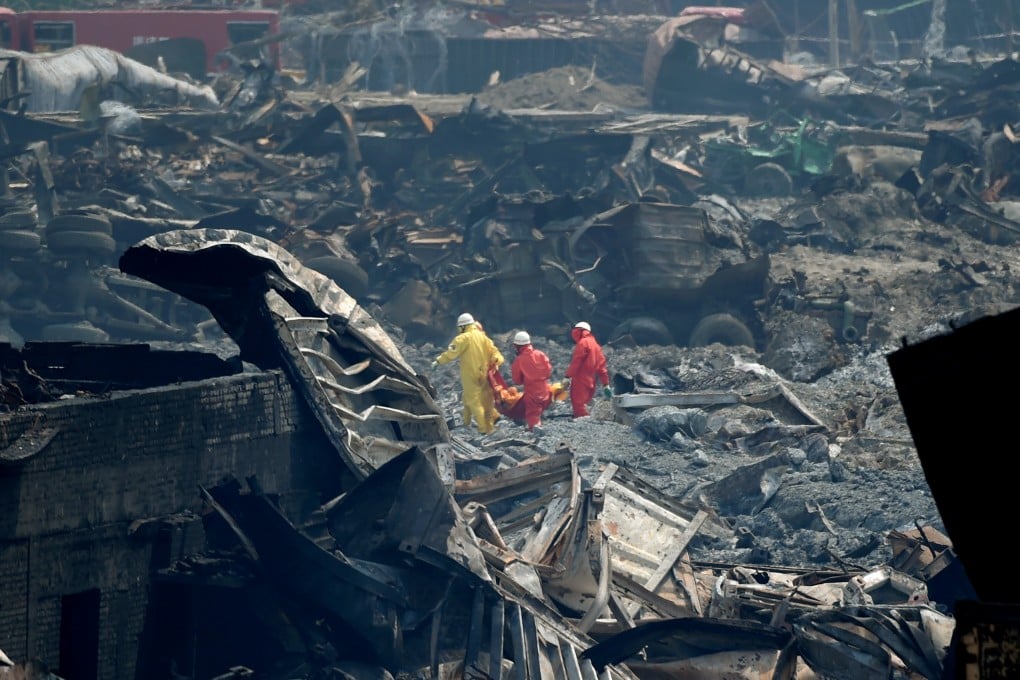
[574,321,591,331]
[456,313,475,327]
[512,331,531,346]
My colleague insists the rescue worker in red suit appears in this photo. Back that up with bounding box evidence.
[565,321,611,418]
[432,313,504,435]
[510,331,552,432]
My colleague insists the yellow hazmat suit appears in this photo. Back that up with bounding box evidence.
[436,324,504,434]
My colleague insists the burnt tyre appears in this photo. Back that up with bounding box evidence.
[610,316,675,346]
[746,162,793,197]
[303,256,369,300]
[689,313,755,348]
[46,230,117,257]
[46,213,113,236]
[0,209,37,230]
[0,229,41,253]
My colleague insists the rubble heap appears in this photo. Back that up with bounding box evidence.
[3,6,1020,677]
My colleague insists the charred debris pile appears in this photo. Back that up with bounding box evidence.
[1,8,1019,679]
[108,230,970,678]
[0,14,1019,357]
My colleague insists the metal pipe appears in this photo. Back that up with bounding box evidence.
[842,300,859,342]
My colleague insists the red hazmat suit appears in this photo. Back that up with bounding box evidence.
[510,344,553,430]
[488,368,567,422]
[565,327,609,417]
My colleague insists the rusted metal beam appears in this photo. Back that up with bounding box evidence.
[508,603,528,680]
[465,587,486,672]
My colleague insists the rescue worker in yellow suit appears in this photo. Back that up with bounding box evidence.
[472,320,502,428]
[431,313,505,434]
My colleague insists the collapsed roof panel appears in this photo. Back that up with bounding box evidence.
[119,228,450,479]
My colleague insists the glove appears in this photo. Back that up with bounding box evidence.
[602,386,613,399]
[430,360,438,370]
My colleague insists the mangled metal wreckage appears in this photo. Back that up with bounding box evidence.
[121,229,957,679]
[0,44,219,114]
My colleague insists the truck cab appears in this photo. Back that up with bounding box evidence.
[0,8,16,50]
[0,6,280,74]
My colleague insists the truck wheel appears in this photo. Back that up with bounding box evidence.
[610,316,674,346]
[746,162,793,197]
[303,256,369,300]
[689,313,755,348]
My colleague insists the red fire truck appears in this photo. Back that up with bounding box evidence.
[0,6,281,74]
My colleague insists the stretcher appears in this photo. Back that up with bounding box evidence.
[487,367,568,421]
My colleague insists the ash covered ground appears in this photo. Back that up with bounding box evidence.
[403,337,939,571]
[390,175,1020,572]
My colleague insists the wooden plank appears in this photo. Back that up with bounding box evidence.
[456,469,573,505]
[198,485,259,561]
[521,496,572,563]
[830,125,929,150]
[676,553,704,616]
[613,572,690,620]
[454,453,574,502]
[477,537,519,570]
[606,466,730,540]
[643,510,709,593]
[591,463,618,499]
[777,383,827,428]
[494,490,560,528]
[605,480,694,532]
[569,457,581,513]
[211,134,291,176]
[607,591,636,629]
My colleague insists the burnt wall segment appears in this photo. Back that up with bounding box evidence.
[0,346,345,679]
